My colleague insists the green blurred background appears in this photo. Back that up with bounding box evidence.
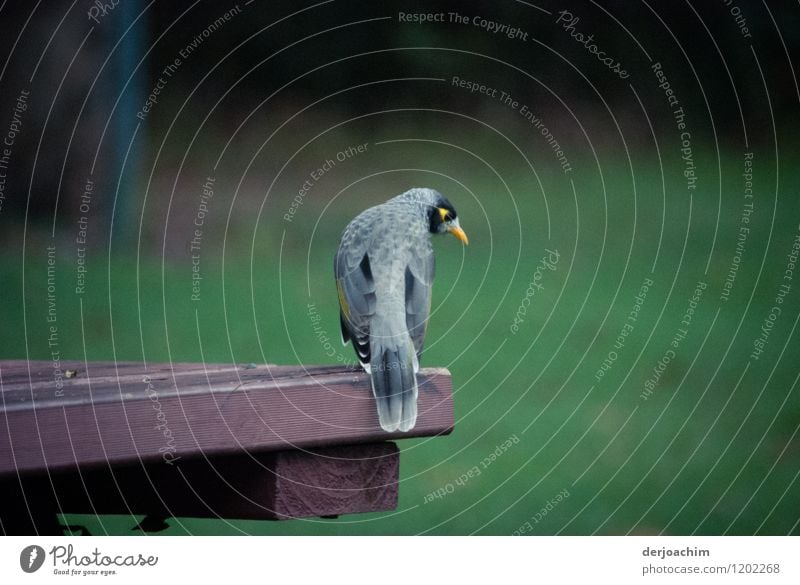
[1,0,799,534]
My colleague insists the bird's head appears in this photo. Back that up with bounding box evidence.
[429,200,469,245]
[401,188,468,245]
[393,188,469,245]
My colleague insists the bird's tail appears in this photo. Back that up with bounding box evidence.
[369,318,419,432]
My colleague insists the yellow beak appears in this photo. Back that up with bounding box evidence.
[450,225,469,245]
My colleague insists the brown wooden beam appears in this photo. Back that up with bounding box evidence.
[0,442,399,534]
[0,361,453,475]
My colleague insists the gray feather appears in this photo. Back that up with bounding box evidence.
[369,315,418,432]
[404,251,433,363]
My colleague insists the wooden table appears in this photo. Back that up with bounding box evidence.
[0,360,453,535]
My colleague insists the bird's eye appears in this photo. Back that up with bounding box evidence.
[438,207,453,222]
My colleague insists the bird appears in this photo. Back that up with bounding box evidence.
[334,188,468,432]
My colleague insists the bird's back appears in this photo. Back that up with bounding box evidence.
[335,188,462,432]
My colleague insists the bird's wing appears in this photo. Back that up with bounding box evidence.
[405,241,435,360]
[334,222,376,364]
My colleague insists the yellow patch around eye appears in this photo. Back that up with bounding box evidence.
[439,207,448,221]
[337,280,350,319]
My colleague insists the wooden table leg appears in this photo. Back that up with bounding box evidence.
[0,476,63,535]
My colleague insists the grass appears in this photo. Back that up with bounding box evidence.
[2,149,799,535]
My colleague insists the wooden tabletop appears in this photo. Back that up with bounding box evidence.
[0,360,454,475]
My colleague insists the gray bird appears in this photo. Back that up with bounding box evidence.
[335,188,468,432]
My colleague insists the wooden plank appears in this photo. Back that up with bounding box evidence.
[0,443,399,533]
[0,361,453,475]
[269,443,398,520]
[0,442,398,533]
